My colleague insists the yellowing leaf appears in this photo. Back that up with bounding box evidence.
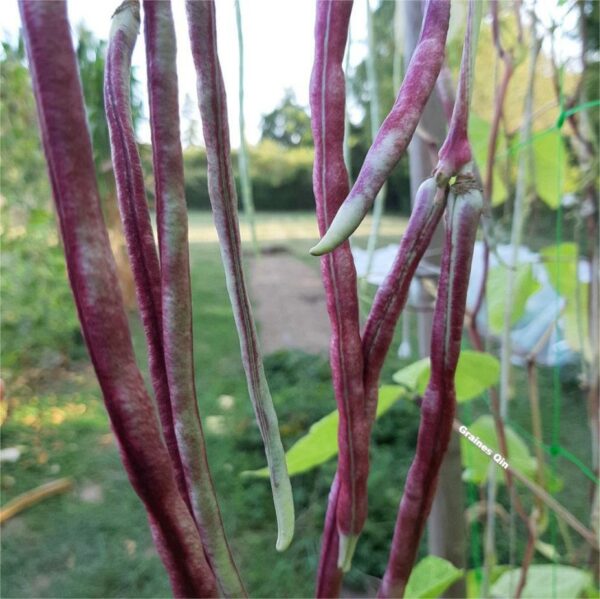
[540,243,591,361]
[460,416,536,485]
[469,114,508,206]
[531,130,578,209]
[405,556,463,599]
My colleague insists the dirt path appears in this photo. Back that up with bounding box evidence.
[248,250,330,355]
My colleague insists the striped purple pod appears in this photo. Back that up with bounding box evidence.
[315,474,344,598]
[379,181,483,598]
[362,178,448,420]
[104,0,185,497]
[143,1,245,596]
[315,178,447,595]
[309,0,369,572]
[185,0,294,552]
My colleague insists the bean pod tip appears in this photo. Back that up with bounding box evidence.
[337,533,359,573]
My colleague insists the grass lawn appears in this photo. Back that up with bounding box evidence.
[3,238,403,598]
[1,213,595,598]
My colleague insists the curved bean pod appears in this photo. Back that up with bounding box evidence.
[309,0,451,256]
[362,178,447,420]
[105,0,185,496]
[379,181,483,598]
[143,2,245,596]
[185,0,294,552]
[19,2,217,595]
[435,0,482,185]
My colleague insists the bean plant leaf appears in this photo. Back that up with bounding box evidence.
[392,357,430,391]
[243,385,407,478]
[531,129,578,209]
[392,350,500,403]
[486,263,541,335]
[404,556,463,599]
[460,416,537,485]
[466,566,510,598]
[540,243,591,361]
[491,565,591,598]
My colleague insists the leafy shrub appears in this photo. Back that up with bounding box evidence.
[182,139,411,214]
[1,205,83,378]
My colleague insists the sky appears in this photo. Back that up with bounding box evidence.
[3,1,580,149]
[3,0,371,148]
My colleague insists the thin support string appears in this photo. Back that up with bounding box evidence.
[506,419,599,485]
[550,63,567,599]
[493,99,600,161]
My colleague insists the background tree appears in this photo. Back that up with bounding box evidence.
[260,89,313,148]
[0,26,143,377]
[1,36,81,375]
[182,92,201,148]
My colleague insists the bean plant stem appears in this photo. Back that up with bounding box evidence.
[483,26,541,598]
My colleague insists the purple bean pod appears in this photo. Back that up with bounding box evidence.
[18,1,217,595]
[105,0,186,495]
[362,178,448,420]
[143,2,245,595]
[310,0,451,256]
[315,179,447,596]
[315,474,344,598]
[185,0,294,552]
[379,179,483,599]
[435,0,482,185]
[310,0,368,573]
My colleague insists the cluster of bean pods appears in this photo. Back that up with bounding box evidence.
[21,0,291,596]
[21,0,482,595]
[20,2,219,595]
[310,1,484,597]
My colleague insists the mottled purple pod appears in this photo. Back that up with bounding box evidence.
[316,474,344,598]
[19,1,217,595]
[143,1,245,595]
[379,180,483,599]
[310,0,451,256]
[309,0,368,571]
[105,0,185,494]
[435,0,482,185]
[185,0,294,552]
[362,177,447,420]
[316,178,447,594]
